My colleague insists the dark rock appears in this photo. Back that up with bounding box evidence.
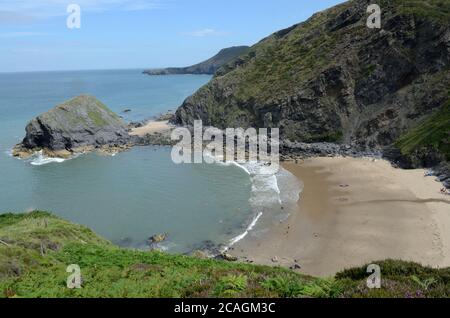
[128,121,145,129]
[282,140,381,159]
[133,133,175,147]
[216,253,238,262]
[13,95,131,158]
[173,0,449,172]
[438,175,449,182]
[155,112,175,122]
[148,233,168,245]
[444,180,450,189]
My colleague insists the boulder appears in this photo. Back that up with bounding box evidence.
[148,233,168,245]
[216,252,238,262]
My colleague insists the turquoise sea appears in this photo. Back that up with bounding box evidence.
[0,69,301,253]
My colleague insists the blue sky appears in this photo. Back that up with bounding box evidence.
[0,0,344,72]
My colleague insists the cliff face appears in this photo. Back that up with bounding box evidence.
[174,0,450,161]
[143,46,250,75]
[14,95,130,157]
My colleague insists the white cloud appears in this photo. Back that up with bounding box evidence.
[183,28,228,38]
[0,0,165,19]
[0,32,48,38]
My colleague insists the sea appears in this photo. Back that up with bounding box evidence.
[0,69,302,254]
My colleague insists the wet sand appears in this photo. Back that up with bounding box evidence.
[231,157,450,277]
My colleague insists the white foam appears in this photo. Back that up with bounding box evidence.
[156,241,177,252]
[29,150,66,166]
[204,154,251,175]
[224,212,263,251]
[207,153,304,249]
[227,161,251,175]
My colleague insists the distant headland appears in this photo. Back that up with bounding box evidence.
[143,46,249,75]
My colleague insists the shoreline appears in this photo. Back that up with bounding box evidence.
[230,157,450,277]
[8,126,450,272]
[11,120,174,162]
[129,120,174,137]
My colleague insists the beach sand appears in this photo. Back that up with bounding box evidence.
[129,120,173,137]
[231,157,450,277]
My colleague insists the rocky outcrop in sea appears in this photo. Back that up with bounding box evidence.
[13,95,132,159]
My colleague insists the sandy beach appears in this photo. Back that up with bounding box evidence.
[232,157,450,277]
[129,120,173,137]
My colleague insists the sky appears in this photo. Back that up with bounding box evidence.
[0,0,344,72]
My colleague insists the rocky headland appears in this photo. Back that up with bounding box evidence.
[173,0,450,188]
[12,95,133,159]
[143,46,250,75]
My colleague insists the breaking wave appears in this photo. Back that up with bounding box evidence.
[28,150,67,166]
[206,154,303,249]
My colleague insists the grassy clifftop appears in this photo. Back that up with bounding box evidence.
[0,212,449,298]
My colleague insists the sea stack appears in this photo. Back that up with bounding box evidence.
[13,95,131,159]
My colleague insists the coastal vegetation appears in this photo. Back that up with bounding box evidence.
[2,0,450,300]
[174,0,450,159]
[1,212,448,298]
[395,99,450,162]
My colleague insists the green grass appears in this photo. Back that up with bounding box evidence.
[0,212,323,298]
[0,212,449,298]
[385,0,450,23]
[41,95,122,130]
[87,110,108,127]
[395,100,450,161]
[336,260,450,298]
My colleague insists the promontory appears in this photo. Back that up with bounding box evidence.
[143,46,250,75]
[12,95,131,159]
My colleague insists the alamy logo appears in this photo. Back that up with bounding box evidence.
[67,4,81,29]
[66,264,82,289]
[171,120,280,174]
[367,264,381,289]
[367,4,381,29]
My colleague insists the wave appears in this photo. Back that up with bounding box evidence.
[210,158,251,175]
[207,154,304,250]
[15,148,117,166]
[28,150,67,166]
[155,241,177,252]
[223,212,263,252]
